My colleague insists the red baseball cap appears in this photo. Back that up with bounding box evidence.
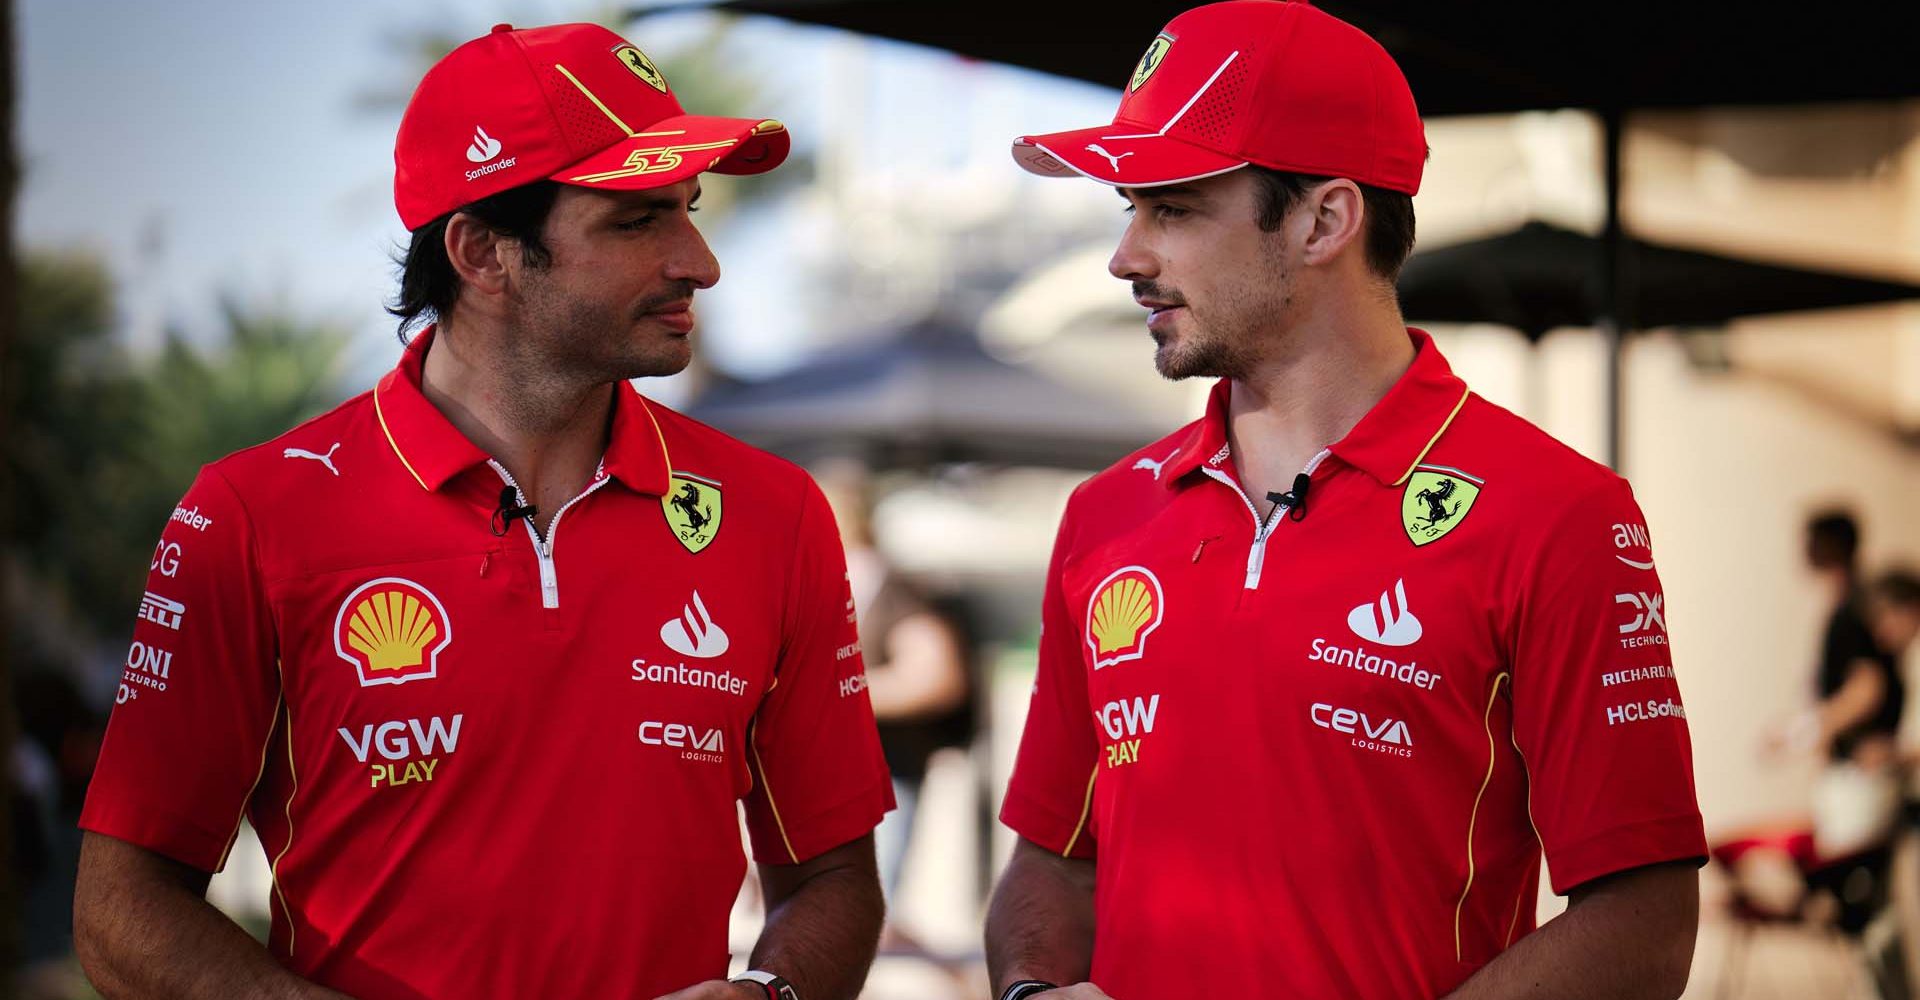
[394,22,791,230]
[1012,1,1424,194]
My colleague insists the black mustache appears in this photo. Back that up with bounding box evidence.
[633,283,700,318]
[1131,281,1186,307]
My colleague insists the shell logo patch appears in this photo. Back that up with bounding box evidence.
[1086,566,1165,669]
[334,578,452,687]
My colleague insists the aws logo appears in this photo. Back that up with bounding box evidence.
[334,578,452,687]
[1086,566,1165,670]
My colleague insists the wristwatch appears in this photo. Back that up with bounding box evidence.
[999,981,1058,1000]
[731,969,800,1000]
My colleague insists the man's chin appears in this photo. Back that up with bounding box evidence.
[1154,344,1216,382]
[618,344,695,381]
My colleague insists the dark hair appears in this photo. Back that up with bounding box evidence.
[388,181,563,341]
[1248,166,1417,283]
[1806,508,1861,571]
[1871,569,1920,610]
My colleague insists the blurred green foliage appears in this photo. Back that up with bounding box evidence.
[6,252,351,663]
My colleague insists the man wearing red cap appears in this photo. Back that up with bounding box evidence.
[73,23,890,1000]
[986,4,1705,999]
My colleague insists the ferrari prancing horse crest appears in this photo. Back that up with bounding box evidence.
[1401,465,1483,547]
[662,473,723,553]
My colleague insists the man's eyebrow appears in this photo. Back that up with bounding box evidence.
[1117,184,1202,200]
[616,187,701,213]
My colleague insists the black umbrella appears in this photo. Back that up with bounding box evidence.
[1399,221,1920,340]
[657,0,1920,467]
[696,1,1920,114]
[687,321,1176,470]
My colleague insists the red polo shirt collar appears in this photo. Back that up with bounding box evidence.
[1158,328,1471,488]
[372,325,675,496]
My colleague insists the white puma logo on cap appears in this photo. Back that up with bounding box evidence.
[1086,143,1135,172]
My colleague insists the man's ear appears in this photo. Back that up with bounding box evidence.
[1299,179,1365,268]
[444,213,512,296]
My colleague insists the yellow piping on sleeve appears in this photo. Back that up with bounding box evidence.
[1061,764,1099,857]
[269,693,300,957]
[215,692,285,872]
[1454,671,1511,961]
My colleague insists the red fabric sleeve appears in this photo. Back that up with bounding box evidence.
[1000,490,1100,859]
[743,479,893,864]
[1508,478,1707,895]
[78,467,282,872]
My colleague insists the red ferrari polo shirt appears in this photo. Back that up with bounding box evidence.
[82,327,893,999]
[1002,329,1705,999]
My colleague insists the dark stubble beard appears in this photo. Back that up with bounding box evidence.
[1144,265,1288,383]
[511,269,700,387]
[1154,320,1259,382]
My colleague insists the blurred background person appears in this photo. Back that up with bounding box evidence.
[1733,521,1914,998]
[11,672,103,999]
[1865,568,1920,678]
[1767,509,1906,859]
[815,459,974,957]
[1861,568,1920,1000]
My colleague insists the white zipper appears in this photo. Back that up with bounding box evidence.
[1199,448,1331,590]
[488,460,611,610]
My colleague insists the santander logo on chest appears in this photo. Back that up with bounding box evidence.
[1308,578,1443,693]
[1346,579,1422,647]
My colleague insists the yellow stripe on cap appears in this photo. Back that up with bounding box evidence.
[555,63,636,136]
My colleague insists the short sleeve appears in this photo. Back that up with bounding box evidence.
[1819,607,1879,695]
[79,467,282,872]
[1509,477,1707,895]
[742,479,894,864]
[1000,490,1100,859]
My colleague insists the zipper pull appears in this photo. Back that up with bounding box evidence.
[479,551,491,578]
[1193,535,1221,563]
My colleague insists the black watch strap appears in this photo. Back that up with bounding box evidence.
[1000,981,1057,1000]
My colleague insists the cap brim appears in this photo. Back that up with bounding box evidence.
[1012,124,1246,187]
[554,114,791,191]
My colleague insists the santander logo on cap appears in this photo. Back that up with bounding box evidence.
[465,126,503,164]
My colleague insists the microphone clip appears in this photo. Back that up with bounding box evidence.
[1267,472,1312,523]
[491,486,539,537]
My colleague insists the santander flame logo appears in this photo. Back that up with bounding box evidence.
[1346,579,1423,647]
[465,126,503,164]
[661,591,730,659]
